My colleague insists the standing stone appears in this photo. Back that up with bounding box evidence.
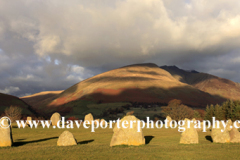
[84,113,94,124]
[110,115,145,147]
[192,118,196,123]
[57,130,77,146]
[190,119,202,132]
[50,112,61,126]
[226,119,240,143]
[26,117,32,125]
[0,117,13,147]
[180,118,198,144]
[165,116,172,128]
[211,121,230,143]
[100,119,106,126]
[226,119,232,131]
[94,119,100,126]
[230,127,240,143]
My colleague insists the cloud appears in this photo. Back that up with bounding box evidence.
[0,0,240,96]
[0,86,20,95]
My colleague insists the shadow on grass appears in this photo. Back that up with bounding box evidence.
[14,137,58,146]
[12,126,19,128]
[205,136,213,142]
[78,139,94,145]
[15,139,26,141]
[145,136,154,144]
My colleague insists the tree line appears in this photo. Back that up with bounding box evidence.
[161,99,240,122]
[204,100,240,122]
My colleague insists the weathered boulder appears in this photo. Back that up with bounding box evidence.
[84,113,94,124]
[26,117,32,125]
[165,116,172,128]
[192,118,196,123]
[189,119,202,132]
[100,119,106,126]
[57,130,77,146]
[50,112,61,126]
[94,119,100,126]
[110,115,145,147]
[226,119,232,131]
[229,127,240,143]
[0,117,13,147]
[180,118,198,144]
[211,121,230,143]
[226,119,240,143]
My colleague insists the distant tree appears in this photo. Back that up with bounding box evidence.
[222,100,234,120]
[204,105,211,121]
[193,110,201,119]
[168,99,182,108]
[195,109,205,119]
[204,104,215,122]
[5,105,22,122]
[233,101,240,120]
[204,100,240,122]
[221,100,240,121]
[161,100,194,121]
[170,104,194,120]
[161,106,171,117]
[214,104,224,120]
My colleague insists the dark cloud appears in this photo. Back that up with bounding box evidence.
[0,0,240,96]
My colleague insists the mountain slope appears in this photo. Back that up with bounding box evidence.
[0,93,36,116]
[160,65,240,101]
[24,63,226,116]
[21,90,63,108]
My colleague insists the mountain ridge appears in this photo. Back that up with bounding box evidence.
[160,65,240,101]
[20,63,229,117]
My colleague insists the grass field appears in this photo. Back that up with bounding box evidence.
[1,124,240,159]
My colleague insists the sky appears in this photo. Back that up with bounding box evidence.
[0,0,240,97]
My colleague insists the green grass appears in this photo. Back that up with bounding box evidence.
[1,125,240,159]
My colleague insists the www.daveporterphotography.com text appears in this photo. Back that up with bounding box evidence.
[0,117,238,133]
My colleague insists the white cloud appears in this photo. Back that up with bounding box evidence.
[66,75,83,82]
[231,56,240,63]
[0,0,240,96]
[71,65,85,74]
[209,68,236,78]
[0,86,20,95]
[12,74,39,82]
[0,0,239,66]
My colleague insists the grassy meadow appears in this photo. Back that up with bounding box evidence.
[1,124,240,159]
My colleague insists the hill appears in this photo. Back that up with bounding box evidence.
[21,63,226,117]
[21,90,63,108]
[160,65,240,101]
[0,93,36,116]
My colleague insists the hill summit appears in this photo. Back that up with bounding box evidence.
[21,63,228,116]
